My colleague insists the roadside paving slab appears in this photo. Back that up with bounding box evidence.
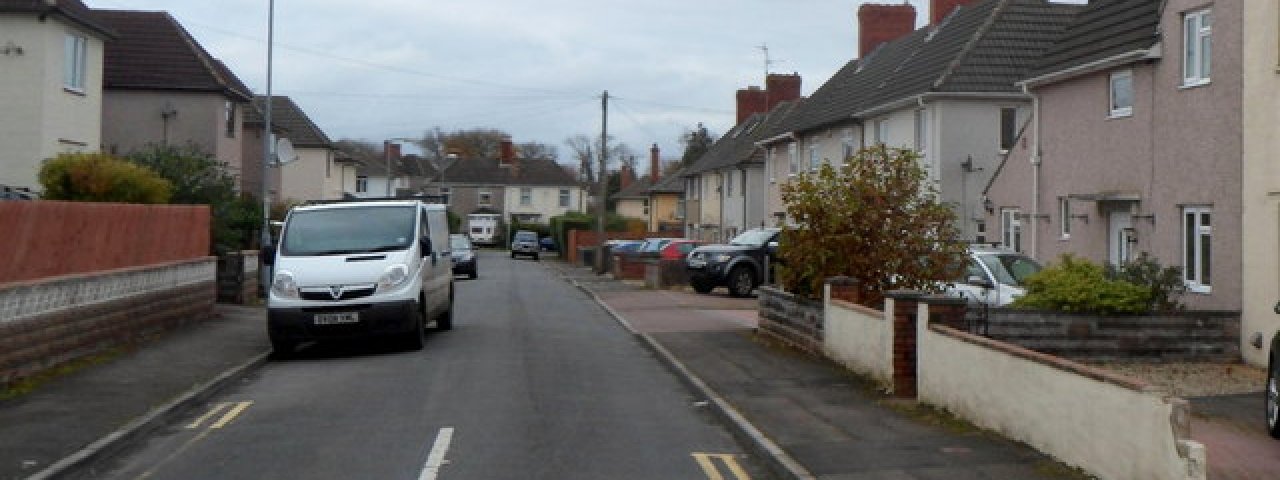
[0,306,269,480]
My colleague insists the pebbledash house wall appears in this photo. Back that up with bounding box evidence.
[0,202,217,386]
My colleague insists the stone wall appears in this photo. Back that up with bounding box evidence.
[216,250,260,304]
[985,309,1240,363]
[757,286,823,355]
[0,258,216,385]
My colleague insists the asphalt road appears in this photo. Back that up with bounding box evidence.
[77,250,770,480]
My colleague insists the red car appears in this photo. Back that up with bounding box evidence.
[659,240,703,261]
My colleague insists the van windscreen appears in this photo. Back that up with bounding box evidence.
[281,206,416,256]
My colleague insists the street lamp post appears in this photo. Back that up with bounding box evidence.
[259,0,274,249]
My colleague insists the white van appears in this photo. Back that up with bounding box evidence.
[263,199,454,355]
[947,246,1042,306]
[467,213,500,246]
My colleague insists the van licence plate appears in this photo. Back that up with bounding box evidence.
[314,312,359,325]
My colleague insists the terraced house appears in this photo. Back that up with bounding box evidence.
[757,0,1083,243]
[984,0,1279,366]
[0,0,113,194]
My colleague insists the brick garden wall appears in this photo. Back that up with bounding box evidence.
[0,258,216,386]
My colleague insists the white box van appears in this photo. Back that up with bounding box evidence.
[262,199,454,355]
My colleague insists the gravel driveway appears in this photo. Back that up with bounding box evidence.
[1092,362,1267,397]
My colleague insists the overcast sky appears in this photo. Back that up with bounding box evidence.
[88,0,930,165]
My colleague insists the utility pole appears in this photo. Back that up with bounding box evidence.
[595,90,608,273]
[259,0,274,249]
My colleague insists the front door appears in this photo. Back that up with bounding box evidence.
[1108,210,1134,266]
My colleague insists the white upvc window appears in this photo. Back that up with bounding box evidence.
[479,190,493,207]
[355,176,368,193]
[725,170,734,197]
[788,144,799,175]
[875,119,889,145]
[999,107,1017,152]
[1182,206,1212,293]
[64,34,87,92]
[558,189,570,207]
[1109,70,1134,118]
[914,108,928,157]
[1183,9,1212,86]
[520,187,532,206]
[1058,197,1071,239]
[440,187,451,205]
[808,146,819,171]
[1000,208,1023,253]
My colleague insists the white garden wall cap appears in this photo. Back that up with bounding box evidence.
[928,323,1172,395]
[884,290,927,299]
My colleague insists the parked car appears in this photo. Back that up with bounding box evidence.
[659,239,702,261]
[0,190,34,201]
[946,246,1042,306]
[1267,307,1279,439]
[539,236,557,252]
[510,230,540,260]
[686,228,780,297]
[604,239,644,255]
[637,237,680,255]
[450,233,477,279]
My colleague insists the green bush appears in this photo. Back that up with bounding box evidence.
[1106,252,1185,312]
[775,145,965,303]
[1012,254,1152,314]
[39,153,172,204]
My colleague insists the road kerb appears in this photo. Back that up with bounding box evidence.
[28,351,271,480]
[568,274,816,480]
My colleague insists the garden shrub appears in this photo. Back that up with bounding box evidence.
[1106,252,1185,312]
[1012,254,1152,314]
[39,153,171,204]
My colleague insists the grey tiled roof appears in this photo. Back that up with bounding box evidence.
[1026,0,1160,81]
[768,0,1083,137]
[432,157,580,188]
[612,176,655,200]
[648,169,686,194]
[246,96,333,149]
[94,10,252,101]
[686,100,802,176]
[0,0,114,37]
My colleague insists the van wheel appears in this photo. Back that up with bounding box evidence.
[1268,358,1280,438]
[690,276,715,294]
[270,337,295,359]
[728,266,756,298]
[404,305,426,351]
[437,290,454,331]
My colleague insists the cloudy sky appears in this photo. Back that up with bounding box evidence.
[87,0,930,164]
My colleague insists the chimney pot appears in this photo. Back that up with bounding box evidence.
[650,144,661,182]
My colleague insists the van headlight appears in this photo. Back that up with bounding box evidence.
[711,253,733,264]
[377,264,411,292]
[272,271,299,298]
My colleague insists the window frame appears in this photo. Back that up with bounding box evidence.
[63,34,87,92]
[224,101,237,138]
[1109,70,1134,118]
[914,108,928,157]
[999,107,1018,152]
[788,143,799,176]
[478,190,493,207]
[1182,206,1212,293]
[519,187,532,206]
[355,175,368,193]
[1058,197,1071,239]
[875,119,890,145]
[1000,207,1023,253]
[558,188,570,208]
[725,170,734,197]
[807,146,819,172]
[1183,8,1212,86]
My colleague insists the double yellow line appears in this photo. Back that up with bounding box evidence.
[186,401,254,430]
[692,452,751,480]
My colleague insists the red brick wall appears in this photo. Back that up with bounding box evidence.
[565,229,647,264]
[0,201,210,283]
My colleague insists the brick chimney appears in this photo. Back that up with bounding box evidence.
[620,163,634,191]
[736,86,767,125]
[649,144,661,182]
[384,141,402,165]
[499,139,516,165]
[765,73,802,111]
[931,0,980,25]
[858,3,917,57]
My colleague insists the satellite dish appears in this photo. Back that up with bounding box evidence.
[274,137,299,166]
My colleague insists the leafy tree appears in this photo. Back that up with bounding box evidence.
[776,145,965,304]
[125,144,261,253]
[679,123,716,168]
[516,142,557,160]
[565,134,630,185]
[39,152,172,204]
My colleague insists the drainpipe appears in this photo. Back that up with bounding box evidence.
[1023,83,1041,259]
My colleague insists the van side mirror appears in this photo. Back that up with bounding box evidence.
[767,241,779,253]
[420,237,433,256]
[967,275,994,289]
[260,245,276,266]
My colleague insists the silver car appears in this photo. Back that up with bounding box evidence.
[510,230,540,260]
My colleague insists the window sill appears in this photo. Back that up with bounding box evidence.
[1185,284,1211,295]
[63,86,86,97]
[1179,80,1211,90]
[1107,110,1133,120]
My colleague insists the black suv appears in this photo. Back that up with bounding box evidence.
[510,230,540,260]
[686,228,780,297]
